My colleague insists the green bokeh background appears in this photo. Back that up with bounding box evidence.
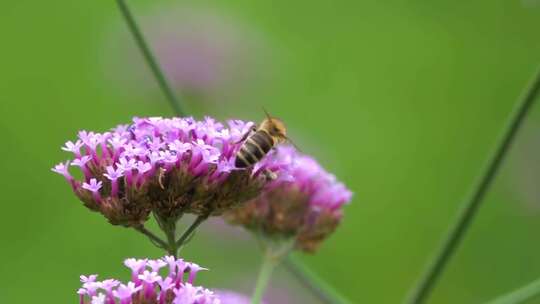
[2,0,540,303]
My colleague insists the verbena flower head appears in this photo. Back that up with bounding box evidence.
[225,146,353,253]
[53,116,279,227]
[78,256,219,304]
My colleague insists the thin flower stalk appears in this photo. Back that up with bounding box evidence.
[115,0,185,116]
[484,277,540,304]
[284,255,352,304]
[404,67,540,304]
[251,252,278,304]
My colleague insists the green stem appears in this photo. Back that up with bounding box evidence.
[115,0,186,117]
[284,254,351,304]
[176,215,208,249]
[164,219,178,257]
[251,251,278,304]
[134,225,167,249]
[404,67,540,304]
[485,277,540,304]
[153,212,179,257]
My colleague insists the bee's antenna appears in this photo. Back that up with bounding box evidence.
[262,107,273,120]
[285,136,302,152]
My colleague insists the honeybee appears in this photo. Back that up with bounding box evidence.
[235,110,292,168]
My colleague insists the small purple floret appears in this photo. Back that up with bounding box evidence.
[82,178,103,203]
[52,161,75,189]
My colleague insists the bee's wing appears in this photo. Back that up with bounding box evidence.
[234,125,257,144]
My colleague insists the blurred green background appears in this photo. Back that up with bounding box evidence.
[2,0,540,303]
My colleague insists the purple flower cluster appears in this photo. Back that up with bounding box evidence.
[52,117,277,227]
[226,146,353,252]
[78,256,219,304]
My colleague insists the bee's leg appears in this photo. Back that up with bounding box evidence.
[263,169,278,181]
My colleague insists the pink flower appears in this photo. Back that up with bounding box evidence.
[82,179,102,203]
[147,259,167,272]
[51,161,74,188]
[62,140,83,157]
[72,156,93,180]
[124,258,147,282]
[185,262,207,284]
[78,256,220,304]
[112,282,141,304]
[104,166,124,181]
[226,146,353,253]
[80,275,98,284]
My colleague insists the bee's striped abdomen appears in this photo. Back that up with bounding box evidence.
[235,130,274,168]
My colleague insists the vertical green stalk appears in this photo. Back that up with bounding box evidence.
[485,277,540,304]
[134,225,167,249]
[115,0,186,117]
[404,67,540,304]
[251,251,278,304]
[285,254,351,304]
[153,213,179,257]
[164,219,178,257]
[176,215,208,250]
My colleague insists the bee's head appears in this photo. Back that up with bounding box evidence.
[261,109,287,142]
[266,118,287,140]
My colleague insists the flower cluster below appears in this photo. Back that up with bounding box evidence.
[78,256,219,304]
[225,146,353,253]
[52,117,277,227]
